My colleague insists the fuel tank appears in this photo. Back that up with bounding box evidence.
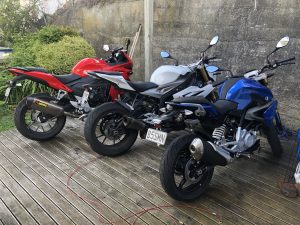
[71,57,132,79]
[219,78,273,110]
[150,65,191,86]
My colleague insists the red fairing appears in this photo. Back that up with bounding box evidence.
[72,53,133,81]
[7,68,73,92]
[7,51,134,99]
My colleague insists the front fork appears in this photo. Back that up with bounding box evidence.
[275,111,284,131]
[275,110,293,139]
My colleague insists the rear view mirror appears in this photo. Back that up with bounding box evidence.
[206,65,219,73]
[210,36,219,46]
[103,45,110,52]
[160,51,171,59]
[276,36,289,49]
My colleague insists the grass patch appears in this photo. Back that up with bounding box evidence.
[0,102,15,132]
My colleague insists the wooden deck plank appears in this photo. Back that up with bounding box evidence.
[1,118,299,225]
[0,134,91,225]
[21,134,168,225]
[137,138,300,221]
[105,142,273,225]
[0,164,48,225]
[8,131,160,225]
[57,132,207,225]
[3,131,130,225]
[26,129,194,225]
[45,139,170,225]
[0,141,73,225]
[0,183,22,225]
[61,127,252,225]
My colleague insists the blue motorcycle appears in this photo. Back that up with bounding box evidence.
[159,36,296,201]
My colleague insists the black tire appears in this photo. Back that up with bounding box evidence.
[160,134,214,201]
[263,122,283,158]
[84,102,138,156]
[14,93,66,141]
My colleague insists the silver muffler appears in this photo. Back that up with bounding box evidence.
[189,138,232,166]
[26,97,76,117]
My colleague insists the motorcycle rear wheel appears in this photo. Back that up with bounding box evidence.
[14,93,66,141]
[84,102,138,156]
[160,134,214,201]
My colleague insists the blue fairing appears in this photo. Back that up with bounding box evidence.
[264,100,278,125]
[219,78,273,110]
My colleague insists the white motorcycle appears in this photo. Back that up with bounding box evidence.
[84,36,221,156]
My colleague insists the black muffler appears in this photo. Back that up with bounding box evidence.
[189,138,230,166]
[26,97,65,117]
[123,116,145,130]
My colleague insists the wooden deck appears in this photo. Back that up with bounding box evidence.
[0,119,299,225]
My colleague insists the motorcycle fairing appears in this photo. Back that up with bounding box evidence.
[263,100,278,125]
[8,68,73,92]
[150,65,191,86]
[89,72,135,91]
[219,78,273,110]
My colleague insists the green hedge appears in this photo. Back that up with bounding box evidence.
[0,25,96,103]
[36,36,96,74]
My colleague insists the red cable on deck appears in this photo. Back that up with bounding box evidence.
[66,156,223,225]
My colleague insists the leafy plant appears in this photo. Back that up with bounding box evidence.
[36,36,96,74]
[0,101,15,132]
[37,25,79,44]
[1,26,95,103]
[0,0,40,46]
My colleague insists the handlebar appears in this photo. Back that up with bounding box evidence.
[112,47,124,54]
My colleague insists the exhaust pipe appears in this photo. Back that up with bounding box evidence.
[26,97,65,117]
[123,116,145,130]
[189,138,231,166]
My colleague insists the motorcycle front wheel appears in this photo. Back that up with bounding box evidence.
[160,134,214,201]
[14,93,66,141]
[84,102,138,156]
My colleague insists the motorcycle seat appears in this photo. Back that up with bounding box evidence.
[173,97,237,115]
[127,81,158,92]
[54,74,81,84]
[11,67,48,73]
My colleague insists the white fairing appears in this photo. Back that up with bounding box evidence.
[93,73,135,91]
[173,84,214,99]
[150,65,191,86]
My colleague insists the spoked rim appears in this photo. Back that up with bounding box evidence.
[95,112,128,146]
[24,109,58,133]
[173,148,212,193]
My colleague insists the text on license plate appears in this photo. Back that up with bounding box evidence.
[146,128,167,145]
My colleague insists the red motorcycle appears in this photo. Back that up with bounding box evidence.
[5,44,133,141]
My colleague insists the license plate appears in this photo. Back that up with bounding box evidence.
[146,128,167,145]
[4,87,11,97]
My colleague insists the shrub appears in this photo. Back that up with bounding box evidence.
[36,36,96,74]
[37,25,79,44]
[1,26,96,103]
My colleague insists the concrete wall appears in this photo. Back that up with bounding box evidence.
[52,0,145,80]
[52,0,300,126]
[152,0,300,126]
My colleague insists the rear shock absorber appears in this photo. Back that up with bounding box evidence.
[212,124,227,141]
